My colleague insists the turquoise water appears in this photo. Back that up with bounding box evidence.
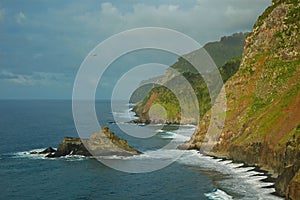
[0,100,282,199]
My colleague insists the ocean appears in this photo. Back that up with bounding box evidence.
[0,100,283,200]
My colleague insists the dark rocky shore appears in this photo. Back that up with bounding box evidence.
[31,126,141,158]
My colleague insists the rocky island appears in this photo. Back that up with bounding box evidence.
[31,126,141,157]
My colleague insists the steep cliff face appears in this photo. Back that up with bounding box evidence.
[182,0,299,198]
[133,32,246,124]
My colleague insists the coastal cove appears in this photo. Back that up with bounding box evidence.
[0,100,283,199]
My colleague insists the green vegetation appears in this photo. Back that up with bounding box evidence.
[182,2,300,198]
[254,3,277,28]
[134,56,241,123]
[130,84,154,103]
[296,124,300,132]
[170,32,247,74]
[254,0,299,30]
[133,32,247,123]
[219,57,241,81]
[204,32,247,67]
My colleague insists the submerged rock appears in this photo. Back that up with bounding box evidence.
[45,126,141,158]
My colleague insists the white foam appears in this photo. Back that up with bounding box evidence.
[237,171,264,178]
[204,189,233,200]
[234,167,256,173]
[225,163,244,168]
[217,160,233,165]
[177,151,283,200]
[9,148,90,162]
[180,124,197,128]
[10,148,52,160]
[62,154,88,162]
[137,149,183,160]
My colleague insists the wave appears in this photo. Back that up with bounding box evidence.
[180,124,197,128]
[112,109,139,121]
[9,148,52,160]
[177,150,283,200]
[126,103,136,107]
[8,148,88,162]
[158,131,177,138]
[157,130,191,141]
[6,147,283,199]
[60,154,88,162]
[96,149,186,161]
[205,189,233,200]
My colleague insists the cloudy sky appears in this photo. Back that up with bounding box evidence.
[0,0,271,99]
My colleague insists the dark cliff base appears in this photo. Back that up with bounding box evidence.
[212,150,299,198]
[178,142,300,199]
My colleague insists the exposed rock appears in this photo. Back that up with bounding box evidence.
[46,126,141,158]
[46,137,90,157]
[180,0,300,198]
[287,169,300,200]
[30,147,56,155]
[275,163,299,197]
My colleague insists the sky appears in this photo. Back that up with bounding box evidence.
[0,0,272,99]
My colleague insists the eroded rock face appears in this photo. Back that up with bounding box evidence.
[287,170,300,200]
[180,0,300,198]
[45,126,141,158]
[275,163,300,197]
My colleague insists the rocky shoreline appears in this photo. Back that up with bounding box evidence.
[31,126,141,158]
[207,151,299,199]
[177,1,300,199]
[178,139,300,199]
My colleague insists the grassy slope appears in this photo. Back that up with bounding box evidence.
[183,0,300,197]
[133,32,246,123]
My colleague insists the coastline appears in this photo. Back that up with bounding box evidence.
[199,150,284,198]
[200,149,299,199]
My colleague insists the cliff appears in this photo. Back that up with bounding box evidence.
[130,32,247,105]
[132,32,246,124]
[38,126,141,157]
[180,0,300,198]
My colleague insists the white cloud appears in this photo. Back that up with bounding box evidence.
[0,70,69,86]
[0,0,272,99]
[69,0,271,45]
[15,11,26,24]
[101,2,119,15]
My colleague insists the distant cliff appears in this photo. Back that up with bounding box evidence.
[132,33,246,124]
[130,32,247,104]
[180,0,299,198]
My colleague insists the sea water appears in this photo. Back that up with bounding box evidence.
[0,100,283,199]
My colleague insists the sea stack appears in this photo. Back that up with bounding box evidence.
[34,126,141,158]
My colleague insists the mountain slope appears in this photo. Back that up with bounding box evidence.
[132,33,246,123]
[181,0,300,198]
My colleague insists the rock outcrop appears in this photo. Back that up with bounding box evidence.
[287,170,300,200]
[41,126,141,158]
[180,0,300,199]
[30,147,56,155]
